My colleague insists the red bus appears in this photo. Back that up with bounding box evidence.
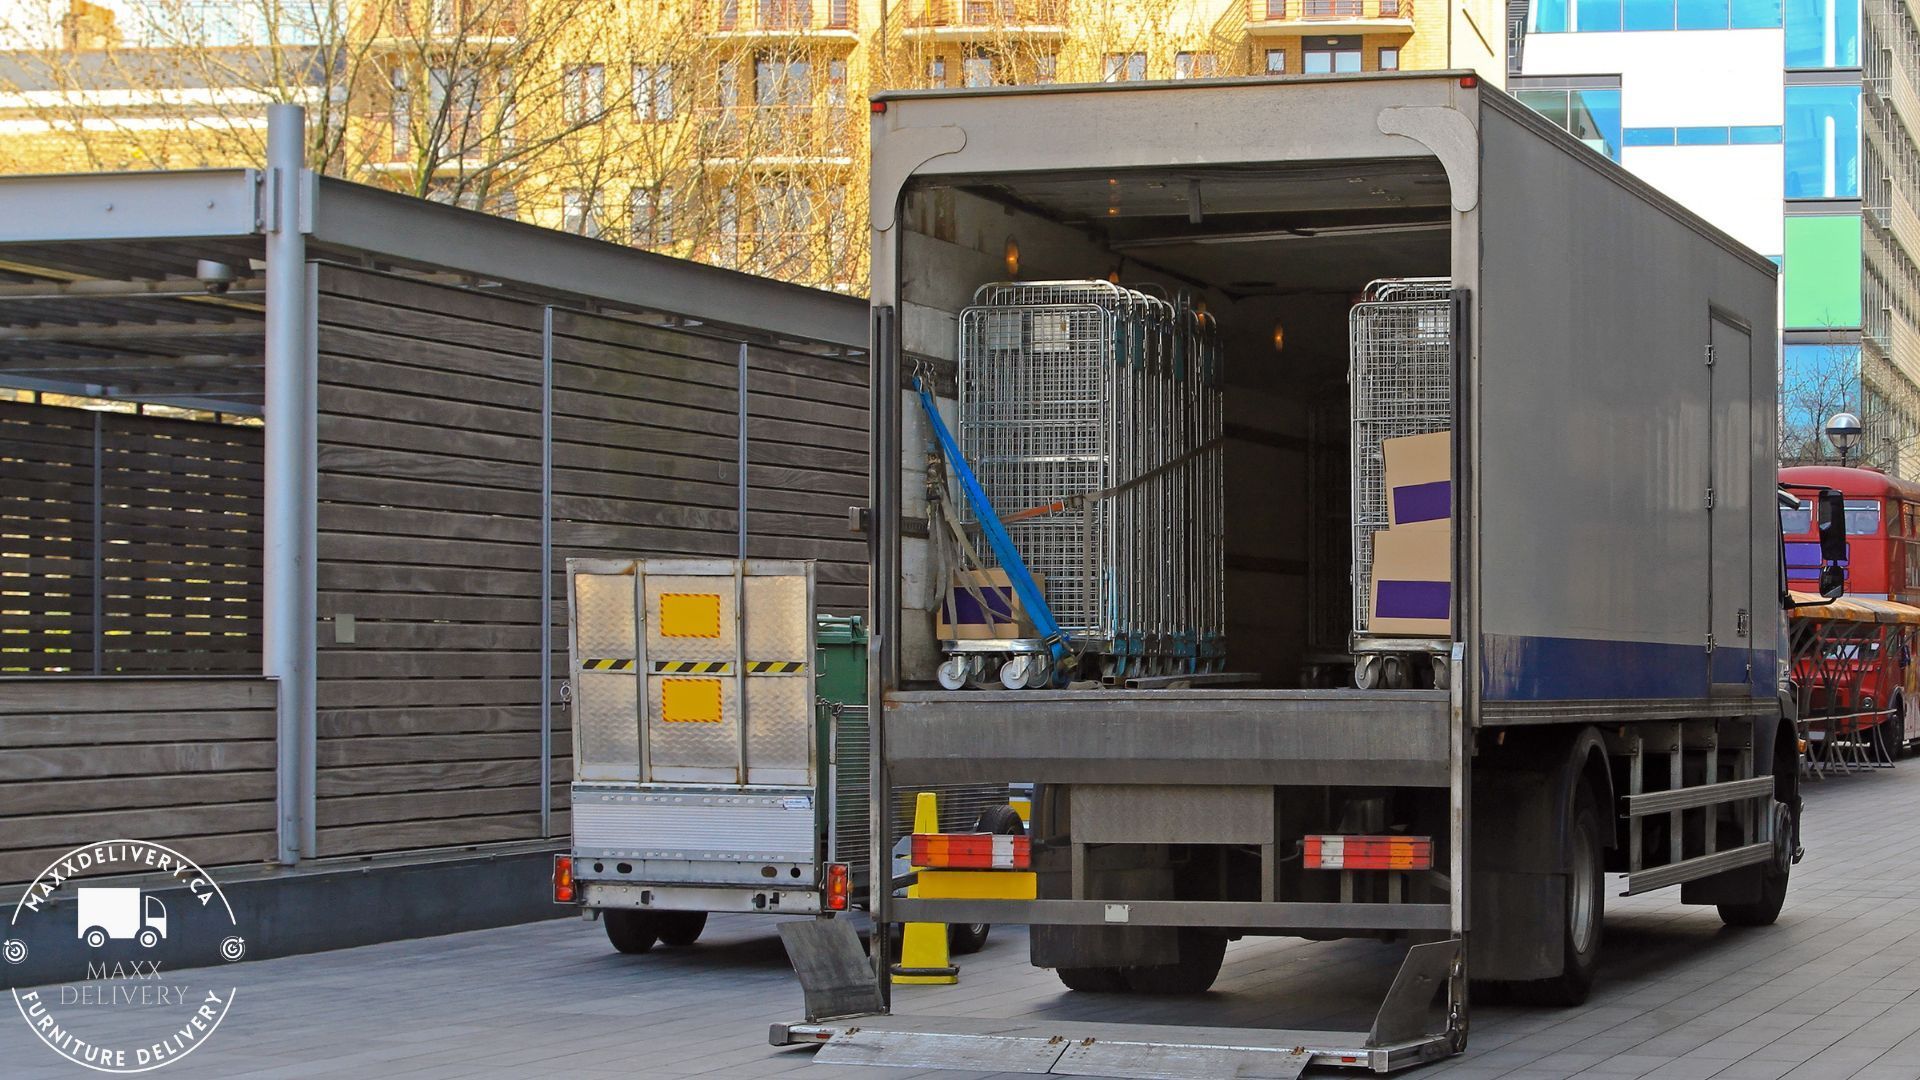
[1779,465,1920,759]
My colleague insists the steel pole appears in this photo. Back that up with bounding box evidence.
[264,103,315,864]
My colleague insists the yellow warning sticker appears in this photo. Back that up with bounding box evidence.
[659,593,722,638]
[659,678,724,723]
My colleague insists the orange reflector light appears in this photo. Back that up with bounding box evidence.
[826,862,850,911]
[552,855,575,903]
[1303,835,1433,871]
[910,832,1031,869]
[1458,75,1479,88]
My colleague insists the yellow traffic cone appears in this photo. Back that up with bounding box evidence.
[891,791,958,984]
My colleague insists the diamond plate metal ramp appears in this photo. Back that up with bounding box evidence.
[802,1018,1352,1079]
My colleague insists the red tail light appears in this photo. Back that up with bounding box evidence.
[1303,835,1433,871]
[826,863,850,911]
[552,855,575,903]
[911,832,1031,869]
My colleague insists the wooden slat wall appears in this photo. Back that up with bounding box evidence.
[0,677,277,887]
[315,266,557,858]
[0,400,262,675]
[315,267,866,861]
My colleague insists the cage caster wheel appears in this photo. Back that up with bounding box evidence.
[1000,654,1049,690]
[937,655,970,691]
[1354,654,1381,690]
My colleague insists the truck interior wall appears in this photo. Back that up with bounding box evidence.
[896,169,1448,687]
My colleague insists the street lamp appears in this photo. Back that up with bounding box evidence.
[1827,411,1863,466]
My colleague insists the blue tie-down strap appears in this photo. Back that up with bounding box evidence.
[914,379,1072,668]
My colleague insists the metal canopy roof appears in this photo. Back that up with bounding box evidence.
[0,168,869,414]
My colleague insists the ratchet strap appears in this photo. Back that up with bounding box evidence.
[1001,436,1225,524]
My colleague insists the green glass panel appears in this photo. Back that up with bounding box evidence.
[1782,215,1862,329]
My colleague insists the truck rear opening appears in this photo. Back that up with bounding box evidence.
[778,72,1795,1078]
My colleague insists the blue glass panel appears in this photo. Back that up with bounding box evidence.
[1570,89,1623,160]
[1786,0,1859,66]
[1732,125,1785,143]
[1624,0,1675,28]
[1535,0,1570,31]
[1785,84,1862,197]
[1676,0,1728,28]
[1732,0,1781,26]
[1575,0,1622,30]
[1624,127,1676,146]
[1677,126,1730,145]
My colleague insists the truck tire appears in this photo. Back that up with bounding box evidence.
[1055,966,1130,992]
[656,911,707,947]
[949,804,1028,956]
[1525,782,1604,1006]
[1122,930,1228,995]
[1718,804,1793,928]
[1875,714,1903,763]
[604,910,660,954]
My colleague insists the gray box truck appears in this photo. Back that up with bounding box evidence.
[773,72,1834,1076]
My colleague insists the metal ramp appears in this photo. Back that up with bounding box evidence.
[775,920,1460,1077]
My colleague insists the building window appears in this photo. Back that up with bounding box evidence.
[1514,87,1623,161]
[717,61,739,109]
[826,60,848,106]
[562,63,605,123]
[633,185,675,245]
[1304,38,1362,73]
[1265,49,1288,74]
[1785,83,1861,198]
[1103,52,1146,82]
[1537,0,1781,30]
[1623,125,1784,145]
[964,52,995,86]
[1786,0,1859,67]
[1035,54,1058,83]
[719,0,739,28]
[1174,52,1218,79]
[563,189,602,238]
[717,189,741,261]
[928,58,948,86]
[1378,47,1399,69]
[389,67,410,158]
[633,64,673,121]
[1263,0,1286,14]
[1783,215,1863,328]
[756,58,811,109]
[828,0,851,26]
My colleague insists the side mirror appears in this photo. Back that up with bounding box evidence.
[1817,488,1847,598]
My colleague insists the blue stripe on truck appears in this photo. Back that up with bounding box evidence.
[1482,634,1775,701]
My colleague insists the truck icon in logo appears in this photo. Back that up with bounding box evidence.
[76,887,168,949]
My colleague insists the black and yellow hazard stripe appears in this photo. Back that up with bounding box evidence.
[651,660,732,674]
[747,661,807,674]
[580,658,635,671]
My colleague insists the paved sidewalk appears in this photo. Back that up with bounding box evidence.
[5,765,1919,1080]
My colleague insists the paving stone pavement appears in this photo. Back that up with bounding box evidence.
[4,763,1919,1080]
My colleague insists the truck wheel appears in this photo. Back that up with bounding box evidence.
[137,928,159,949]
[656,911,707,947]
[84,928,106,948]
[1124,930,1228,995]
[1526,782,1604,1006]
[604,910,660,954]
[1875,715,1902,763]
[1055,966,1130,992]
[1718,801,1793,927]
[949,804,1027,955]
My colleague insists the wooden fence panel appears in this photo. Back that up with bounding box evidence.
[0,677,277,887]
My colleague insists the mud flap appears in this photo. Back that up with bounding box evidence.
[778,918,884,1022]
[1369,938,1460,1046]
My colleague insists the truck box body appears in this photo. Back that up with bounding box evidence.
[786,73,1794,1073]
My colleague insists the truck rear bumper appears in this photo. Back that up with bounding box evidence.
[581,881,822,915]
[884,688,1452,787]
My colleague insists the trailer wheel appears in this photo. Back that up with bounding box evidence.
[1055,966,1130,992]
[1526,781,1604,1006]
[604,910,660,954]
[950,804,1028,955]
[656,911,707,947]
[1123,930,1228,995]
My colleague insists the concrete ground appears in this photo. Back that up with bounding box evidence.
[5,764,1919,1080]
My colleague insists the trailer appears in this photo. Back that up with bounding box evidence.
[556,558,1014,952]
[771,72,1846,1076]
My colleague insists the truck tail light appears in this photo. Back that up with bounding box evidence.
[826,863,850,911]
[552,855,575,903]
[1303,835,1433,871]
[911,833,1031,869]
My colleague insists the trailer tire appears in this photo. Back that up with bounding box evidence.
[1122,930,1228,995]
[1525,781,1604,1006]
[656,911,707,947]
[1055,966,1130,992]
[604,910,660,954]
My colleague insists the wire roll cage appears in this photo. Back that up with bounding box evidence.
[956,280,1224,678]
[1349,277,1454,645]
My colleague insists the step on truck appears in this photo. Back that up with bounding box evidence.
[771,72,1847,1076]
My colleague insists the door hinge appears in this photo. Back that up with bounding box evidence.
[1705,633,1716,653]
[1705,344,1717,367]
[1736,608,1750,637]
[1705,485,1715,509]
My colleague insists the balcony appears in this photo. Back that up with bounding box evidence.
[895,0,1069,40]
[706,0,858,38]
[697,105,860,166]
[1246,0,1415,35]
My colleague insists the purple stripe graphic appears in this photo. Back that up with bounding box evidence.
[1392,480,1451,524]
[1377,580,1450,620]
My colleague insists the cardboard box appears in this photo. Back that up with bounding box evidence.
[937,568,1042,640]
[1383,430,1452,529]
[1369,526,1451,636]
